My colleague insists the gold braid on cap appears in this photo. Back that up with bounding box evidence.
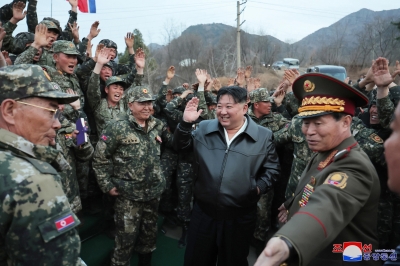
[301,96,345,106]
[298,105,345,113]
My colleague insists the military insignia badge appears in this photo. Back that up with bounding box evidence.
[303,80,315,92]
[69,43,74,48]
[299,184,314,207]
[142,89,148,94]
[324,172,348,189]
[65,133,73,139]
[317,150,338,170]
[370,133,383,144]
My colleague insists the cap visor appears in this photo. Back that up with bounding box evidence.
[297,111,334,119]
[36,91,79,104]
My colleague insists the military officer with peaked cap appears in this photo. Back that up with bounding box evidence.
[0,64,84,265]
[255,73,381,266]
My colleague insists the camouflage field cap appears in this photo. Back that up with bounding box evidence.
[172,86,185,95]
[209,95,217,105]
[12,32,35,54]
[0,65,79,104]
[389,86,400,107]
[125,85,155,103]
[52,40,80,55]
[293,73,368,118]
[99,39,118,50]
[39,20,60,34]
[249,88,274,103]
[105,76,127,89]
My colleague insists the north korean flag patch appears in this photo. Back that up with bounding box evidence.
[55,215,76,231]
[101,135,108,141]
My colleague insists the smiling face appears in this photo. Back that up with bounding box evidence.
[128,101,153,125]
[301,114,351,152]
[105,84,124,106]
[13,97,61,146]
[369,105,380,125]
[100,66,113,82]
[53,53,77,74]
[216,94,247,130]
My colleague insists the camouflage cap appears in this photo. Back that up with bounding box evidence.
[52,40,80,55]
[172,86,185,95]
[12,32,35,55]
[99,39,118,51]
[0,64,79,104]
[125,85,155,103]
[39,20,60,34]
[42,17,62,33]
[250,88,273,103]
[105,76,128,89]
[389,86,400,107]
[208,95,217,105]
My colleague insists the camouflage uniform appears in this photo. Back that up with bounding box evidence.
[0,64,82,265]
[55,115,94,214]
[86,74,128,138]
[273,116,314,200]
[164,91,208,222]
[248,88,290,242]
[92,86,172,265]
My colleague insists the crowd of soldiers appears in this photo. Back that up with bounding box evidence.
[1,0,400,265]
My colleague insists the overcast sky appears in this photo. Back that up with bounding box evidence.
[12,0,400,53]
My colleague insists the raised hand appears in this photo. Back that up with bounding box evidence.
[372,57,393,88]
[1,51,12,66]
[183,97,203,123]
[246,77,256,93]
[135,48,146,70]
[32,24,48,49]
[272,84,285,107]
[245,65,253,78]
[66,89,81,110]
[166,89,173,103]
[69,22,80,43]
[236,68,245,86]
[254,78,261,89]
[166,66,175,80]
[87,21,100,40]
[191,83,199,91]
[125,32,134,49]
[68,0,78,12]
[97,48,110,65]
[227,78,235,86]
[212,78,221,91]
[205,74,213,92]
[180,89,194,99]
[11,1,27,24]
[182,83,190,89]
[195,69,208,86]
[93,43,105,61]
[284,69,300,86]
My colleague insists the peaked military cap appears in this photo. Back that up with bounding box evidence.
[293,73,368,118]
[0,65,79,104]
[52,40,80,55]
[105,76,128,89]
[249,88,274,103]
[125,85,155,103]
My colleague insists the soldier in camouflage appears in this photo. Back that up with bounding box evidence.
[0,64,83,265]
[55,112,94,214]
[93,85,172,266]
[247,87,290,246]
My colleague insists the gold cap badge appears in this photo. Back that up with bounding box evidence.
[304,80,315,92]
[142,89,148,93]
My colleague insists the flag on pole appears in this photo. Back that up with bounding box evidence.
[78,0,96,13]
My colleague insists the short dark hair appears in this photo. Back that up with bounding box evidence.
[331,112,347,121]
[217,86,247,104]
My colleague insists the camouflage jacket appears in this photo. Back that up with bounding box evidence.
[55,116,94,213]
[377,95,394,129]
[92,113,172,201]
[0,128,81,265]
[2,21,17,53]
[86,72,127,137]
[282,91,299,118]
[273,116,314,199]
[42,65,86,122]
[76,54,137,91]
[164,91,208,129]
[198,91,216,120]
[247,106,289,133]
[351,117,385,167]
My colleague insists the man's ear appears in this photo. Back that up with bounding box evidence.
[0,100,18,125]
[105,86,109,94]
[342,115,352,128]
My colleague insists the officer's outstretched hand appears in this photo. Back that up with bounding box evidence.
[254,237,289,266]
[183,97,203,123]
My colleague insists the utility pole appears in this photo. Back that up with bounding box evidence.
[236,1,246,68]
